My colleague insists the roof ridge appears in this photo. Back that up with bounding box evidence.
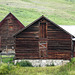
[13,15,74,37]
[0,12,25,28]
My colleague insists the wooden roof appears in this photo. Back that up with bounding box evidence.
[0,12,25,28]
[13,15,74,37]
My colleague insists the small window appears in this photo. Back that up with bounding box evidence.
[40,23,47,38]
[9,25,13,31]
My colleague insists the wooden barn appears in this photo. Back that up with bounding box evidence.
[0,13,24,52]
[14,15,74,60]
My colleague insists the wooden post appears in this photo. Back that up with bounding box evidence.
[6,45,8,53]
[0,53,2,63]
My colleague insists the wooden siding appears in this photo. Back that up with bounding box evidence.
[47,22,71,59]
[0,13,24,51]
[15,22,39,59]
[73,41,75,57]
[15,17,72,60]
[15,38,39,59]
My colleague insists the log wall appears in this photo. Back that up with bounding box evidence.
[15,17,72,60]
[0,13,24,51]
[15,22,39,59]
[73,41,75,57]
[47,22,72,59]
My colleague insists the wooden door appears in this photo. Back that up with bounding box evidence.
[40,23,47,38]
[39,41,47,58]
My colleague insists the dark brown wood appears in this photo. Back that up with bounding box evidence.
[0,13,24,52]
[73,41,75,57]
[14,16,73,60]
[40,23,47,38]
[39,41,47,58]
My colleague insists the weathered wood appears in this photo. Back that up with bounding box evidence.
[73,41,75,57]
[47,52,71,60]
[0,13,24,51]
[14,16,73,60]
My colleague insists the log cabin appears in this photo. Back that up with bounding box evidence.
[14,15,74,60]
[0,13,24,53]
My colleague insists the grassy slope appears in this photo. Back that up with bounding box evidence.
[0,0,75,26]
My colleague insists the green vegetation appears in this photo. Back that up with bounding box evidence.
[0,0,75,26]
[0,63,14,75]
[66,0,75,2]
[1,55,14,63]
[2,57,13,63]
[0,58,75,75]
[16,61,33,67]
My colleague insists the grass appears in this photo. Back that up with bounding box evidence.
[2,58,14,63]
[0,0,75,26]
[0,55,14,63]
[12,66,60,75]
[0,58,75,75]
[0,61,75,75]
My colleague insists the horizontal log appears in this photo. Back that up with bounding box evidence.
[16,38,39,41]
[47,50,71,52]
[47,28,61,31]
[16,36,39,38]
[21,32,39,34]
[47,30,64,33]
[48,48,71,50]
[47,52,71,59]
[15,57,39,59]
[16,51,39,53]
[16,53,39,57]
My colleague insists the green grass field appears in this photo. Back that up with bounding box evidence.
[0,0,75,26]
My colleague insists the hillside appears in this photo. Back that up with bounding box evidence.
[0,0,75,26]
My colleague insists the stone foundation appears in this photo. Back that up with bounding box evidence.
[14,59,70,67]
